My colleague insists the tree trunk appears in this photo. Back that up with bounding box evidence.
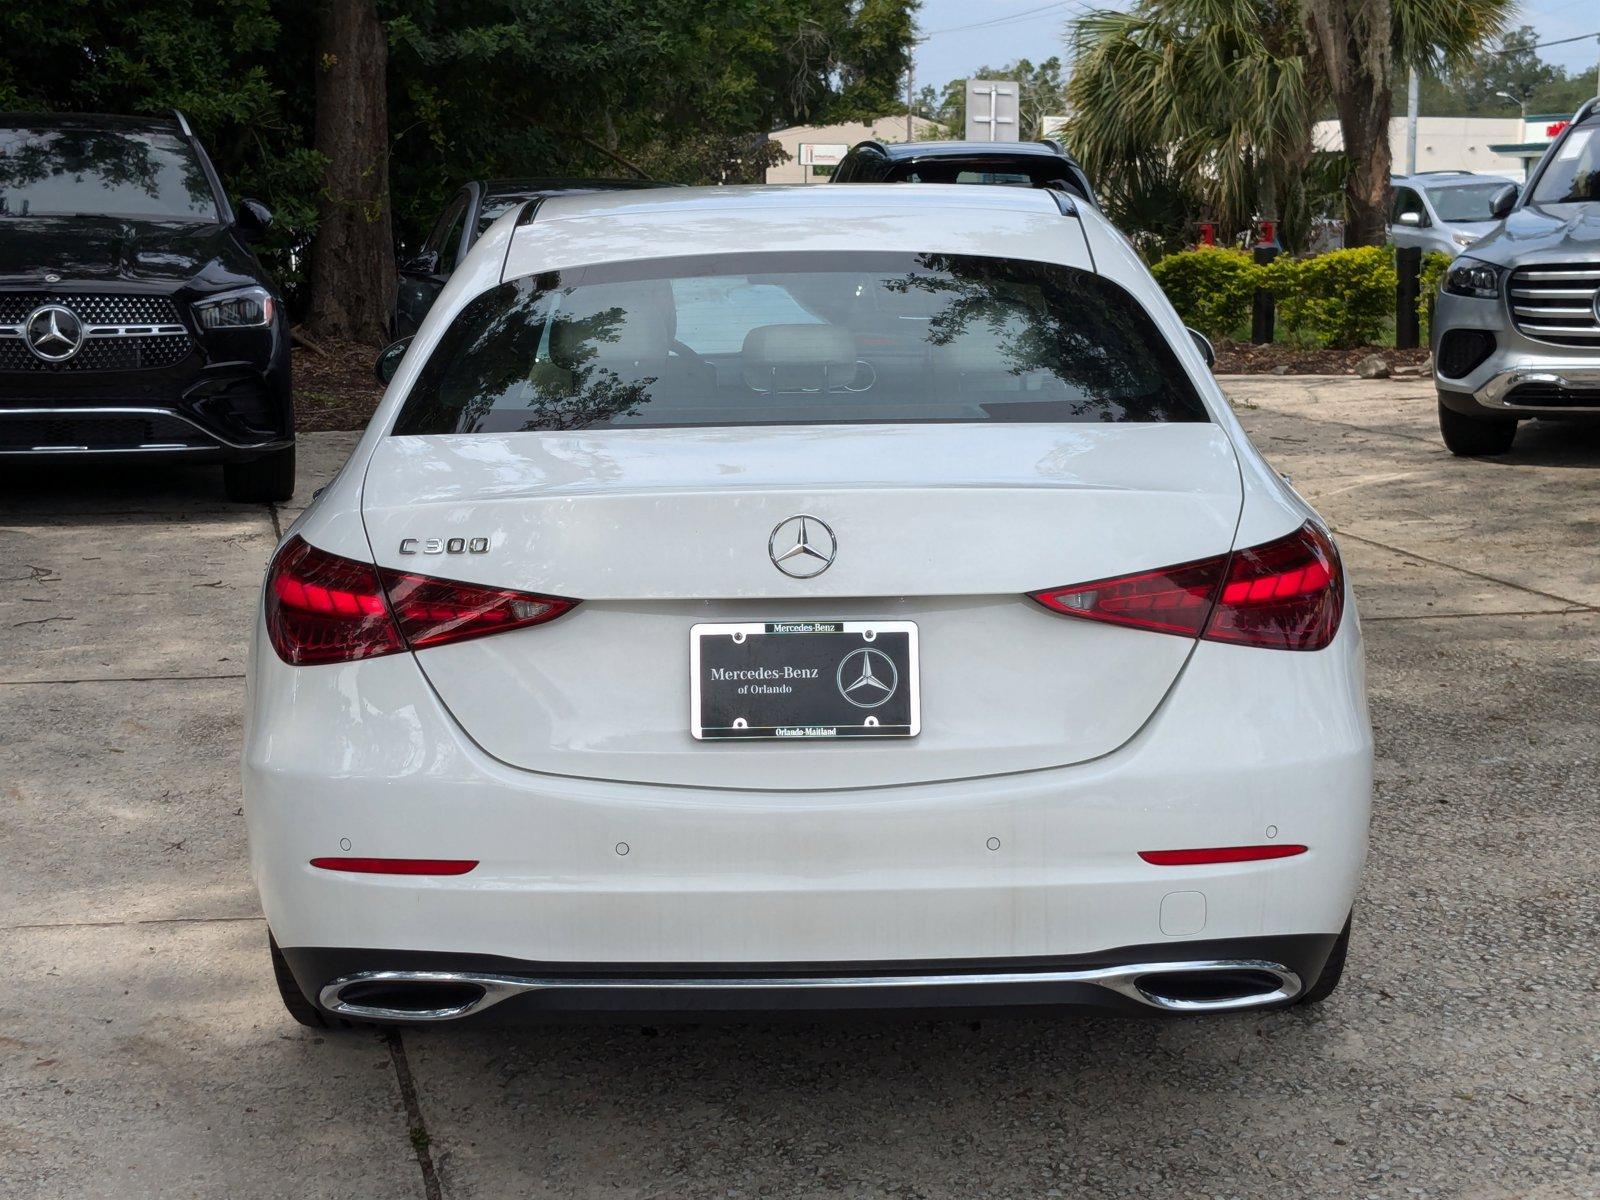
[306,0,393,344]
[1304,0,1394,247]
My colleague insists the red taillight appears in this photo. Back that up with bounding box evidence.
[1140,844,1307,865]
[266,536,404,665]
[1028,522,1343,651]
[1207,522,1343,651]
[379,568,577,651]
[265,535,576,665]
[310,857,479,875]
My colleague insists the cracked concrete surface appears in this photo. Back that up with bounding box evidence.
[1,379,1596,1198]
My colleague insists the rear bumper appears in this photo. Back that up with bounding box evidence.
[285,934,1338,1024]
[244,589,1372,1015]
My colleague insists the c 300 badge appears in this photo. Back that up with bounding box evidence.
[398,536,490,555]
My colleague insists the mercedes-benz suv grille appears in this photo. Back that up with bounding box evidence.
[0,292,194,372]
[1508,265,1600,347]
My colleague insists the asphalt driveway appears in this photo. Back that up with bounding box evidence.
[2,378,1597,1199]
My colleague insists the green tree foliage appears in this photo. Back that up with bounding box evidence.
[0,0,918,317]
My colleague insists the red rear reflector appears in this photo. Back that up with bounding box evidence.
[310,857,479,875]
[1139,845,1307,866]
[265,535,577,665]
[1028,521,1343,651]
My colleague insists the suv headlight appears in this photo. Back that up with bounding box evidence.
[1443,259,1502,299]
[192,286,275,330]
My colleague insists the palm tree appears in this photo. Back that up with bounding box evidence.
[1305,0,1514,245]
[1066,0,1320,250]
[1067,0,1514,249]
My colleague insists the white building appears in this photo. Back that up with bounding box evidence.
[766,115,946,185]
[1312,115,1564,179]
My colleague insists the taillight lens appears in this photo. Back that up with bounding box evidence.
[265,535,576,665]
[1029,522,1343,651]
[266,536,404,665]
[379,568,577,651]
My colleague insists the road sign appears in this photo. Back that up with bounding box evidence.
[798,143,849,166]
[965,79,1019,142]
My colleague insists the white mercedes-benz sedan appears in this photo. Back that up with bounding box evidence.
[245,185,1370,1027]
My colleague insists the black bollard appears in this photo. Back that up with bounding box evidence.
[1251,219,1280,345]
[1395,245,1421,350]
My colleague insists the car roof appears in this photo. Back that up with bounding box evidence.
[859,140,1074,163]
[1393,171,1515,189]
[529,182,1066,225]
[0,111,182,136]
[480,178,676,197]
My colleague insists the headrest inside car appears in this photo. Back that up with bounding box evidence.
[741,323,857,392]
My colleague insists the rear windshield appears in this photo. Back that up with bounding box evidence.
[392,251,1208,435]
[0,126,218,220]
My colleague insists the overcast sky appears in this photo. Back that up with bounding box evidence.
[912,0,1600,91]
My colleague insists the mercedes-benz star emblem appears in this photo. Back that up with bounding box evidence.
[25,304,84,363]
[768,514,836,579]
[836,647,898,708]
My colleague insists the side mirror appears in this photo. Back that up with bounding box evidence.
[374,336,412,385]
[1396,210,1423,227]
[400,250,440,276]
[1188,328,1215,369]
[235,199,273,242]
[1489,183,1518,220]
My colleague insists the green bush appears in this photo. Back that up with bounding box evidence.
[1265,247,1397,348]
[1418,250,1451,336]
[1150,248,1262,338]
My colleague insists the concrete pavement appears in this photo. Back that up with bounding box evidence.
[1,381,1596,1198]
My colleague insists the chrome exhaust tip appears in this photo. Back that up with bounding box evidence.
[318,958,1303,1022]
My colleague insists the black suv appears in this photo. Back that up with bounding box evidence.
[0,112,293,501]
[829,139,1097,206]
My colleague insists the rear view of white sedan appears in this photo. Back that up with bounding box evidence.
[244,185,1370,1027]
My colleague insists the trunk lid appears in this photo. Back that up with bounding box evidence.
[361,422,1242,789]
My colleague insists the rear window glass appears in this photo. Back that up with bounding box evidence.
[391,251,1208,435]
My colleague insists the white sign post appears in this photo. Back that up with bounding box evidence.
[965,79,1020,142]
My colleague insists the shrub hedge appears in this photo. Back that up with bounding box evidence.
[1152,244,1429,349]
[1149,248,1261,339]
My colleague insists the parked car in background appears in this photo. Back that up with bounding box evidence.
[250,183,1367,1030]
[393,178,678,337]
[1388,170,1519,257]
[1431,98,1600,455]
[830,139,1097,207]
[0,111,293,500]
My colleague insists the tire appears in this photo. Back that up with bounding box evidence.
[224,445,296,503]
[1295,913,1352,1006]
[1438,398,1516,457]
[270,931,338,1028]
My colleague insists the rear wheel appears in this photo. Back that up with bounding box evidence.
[270,931,340,1028]
[225,445,296,503]
[1438,398,1516,456]
[1295,913,1352,1006]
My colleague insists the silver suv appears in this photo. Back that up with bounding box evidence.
[1389,171,1519,258]
[1432,98,1600,455]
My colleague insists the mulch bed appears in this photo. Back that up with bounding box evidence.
[1212,339,1431,376]
[292,337,386,433]
[291,336,1433,434]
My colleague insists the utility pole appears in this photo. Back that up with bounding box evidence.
[907,56,915,142]
[1406,67,1419,175]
